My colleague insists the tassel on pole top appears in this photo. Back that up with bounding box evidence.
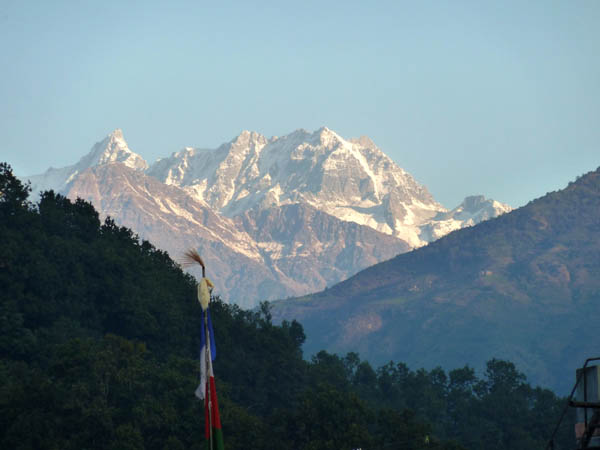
[182,249,215,311]
[183,249,206,277]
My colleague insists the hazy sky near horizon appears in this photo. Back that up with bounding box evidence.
[1,0,599,208]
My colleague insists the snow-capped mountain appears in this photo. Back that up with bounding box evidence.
[420,195,513,242]
[148,127,510,247]
[27,129,147,197]
[147,127,441,247]
[22,128,511,305]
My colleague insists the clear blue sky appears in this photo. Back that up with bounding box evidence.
[1,0,598,208]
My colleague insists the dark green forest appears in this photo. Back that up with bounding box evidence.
[0,163,574,449]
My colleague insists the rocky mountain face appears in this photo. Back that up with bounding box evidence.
[24,128,509,306]
[272,168,600,393]
[148,127,510,248]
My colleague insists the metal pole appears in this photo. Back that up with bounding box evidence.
[584,366,589,440]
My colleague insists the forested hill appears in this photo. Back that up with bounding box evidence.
[0,162,573,449]
[273,167,600,393]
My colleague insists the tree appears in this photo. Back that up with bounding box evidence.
[0,162,30,215]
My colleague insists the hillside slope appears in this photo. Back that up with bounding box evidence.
[273,168,600,393]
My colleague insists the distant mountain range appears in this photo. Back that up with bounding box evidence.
[24,128,510,306]
[272,167,600,393]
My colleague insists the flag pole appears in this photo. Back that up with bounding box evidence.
[182,249,224,450]
[205,311,214,450]
[201,259,214,450]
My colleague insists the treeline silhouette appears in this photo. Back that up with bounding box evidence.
[0,163,573,449]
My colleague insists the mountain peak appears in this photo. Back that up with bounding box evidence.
[461,195,488,211]
[230,130,267,147]
[313,126,342,146]
[78,129,148,171]
[456,195,512,215]
[110,128,124,140]
[423,195,512,235]
[315,126,336,136]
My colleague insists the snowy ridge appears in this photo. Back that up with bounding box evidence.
[77,129,148,171]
